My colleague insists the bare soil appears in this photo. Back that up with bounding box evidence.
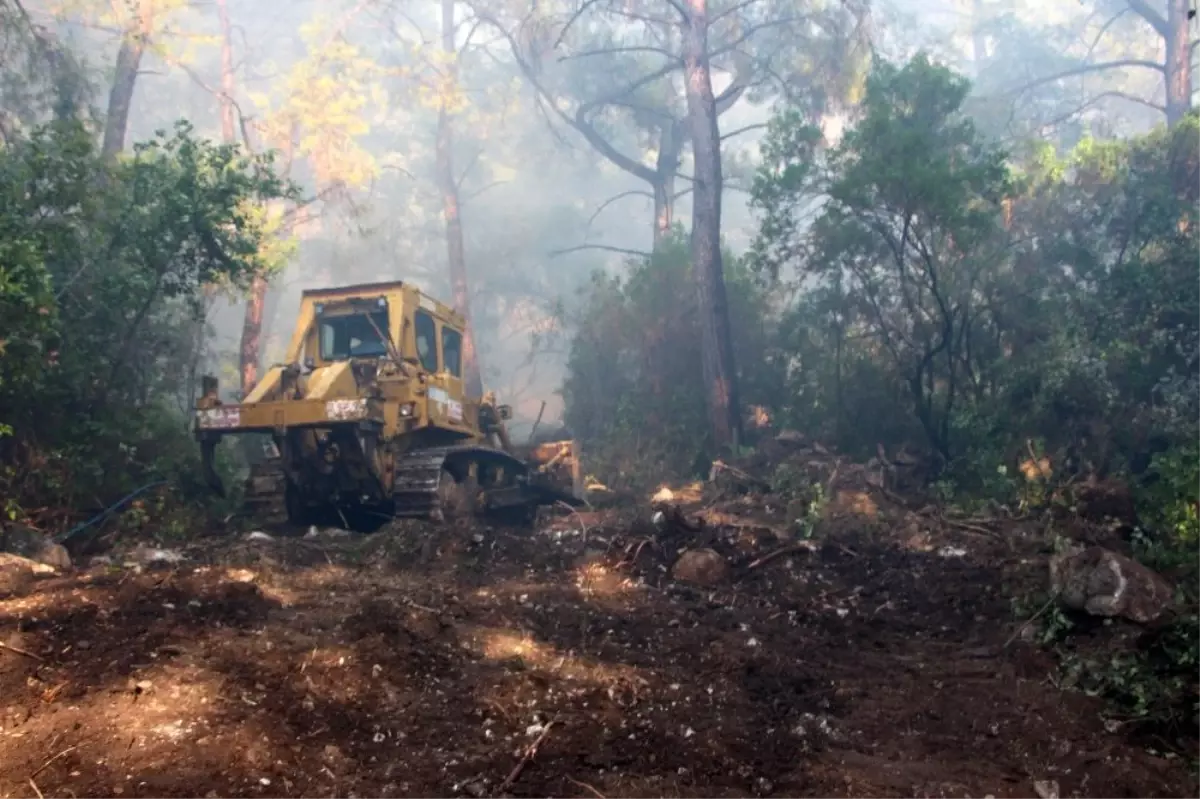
[0,498,1195,799]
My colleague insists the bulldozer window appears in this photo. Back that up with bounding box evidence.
[442,326,463,378]
[414,310,439,372]
[319,311,390,361]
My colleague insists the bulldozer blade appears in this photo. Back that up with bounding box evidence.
[523,438,584,502]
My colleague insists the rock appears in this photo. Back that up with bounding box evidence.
[671,548,729,586]
[34,542,71,570]
[1050,546,1175,624]
[0,553,36,598]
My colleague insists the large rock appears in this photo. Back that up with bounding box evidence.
[1050,546,1175,624]
[0,553,35,598]
[671,548,729,586]
[0,525,71,571]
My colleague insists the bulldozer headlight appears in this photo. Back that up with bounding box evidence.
[399,401,416,418]
[197,407,241,429]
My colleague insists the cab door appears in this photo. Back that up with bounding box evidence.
[434,320,469,432]
[414,307,469,432]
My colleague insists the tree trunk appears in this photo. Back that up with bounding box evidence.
[101,32,146,160]
[218,0,268,397]
[217,0,236,143]
[240,276,267,396]
[682,0,741,452]
[438,0,484,397]
[652,122,682,244]
[1164,0,1192,126]
[969,0,988,78]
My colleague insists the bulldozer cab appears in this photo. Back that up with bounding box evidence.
[293,283,473,430]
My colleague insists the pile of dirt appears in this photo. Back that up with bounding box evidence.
[0,463,1195,798]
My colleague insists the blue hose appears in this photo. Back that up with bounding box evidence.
[54,480,169,544]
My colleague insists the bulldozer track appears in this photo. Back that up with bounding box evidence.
[239,444,542,528]
[392,444,533,519]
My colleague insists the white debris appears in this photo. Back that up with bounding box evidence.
[245,531,274,542]
[129,545,186,565]
[938,546,967,558]
[1033,780,1059,799]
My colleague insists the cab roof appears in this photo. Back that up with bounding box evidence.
[300,280,464,327]
[301,280,407,299]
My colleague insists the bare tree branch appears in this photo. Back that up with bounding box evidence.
[470,7,658,183]
[553,0,606,49]
[1084,8,1132,60]
[1123,0,1169,37]
[720,122,768,140]
[711,0,761,24]
[455,145,486,190]
[708,16,807,62]
[548,243,651,258]
[462,179,509,201]
[557,44,680,62]
[1006,58,1165,98]
[586,189,653,229]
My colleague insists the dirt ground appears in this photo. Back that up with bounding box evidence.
[0,488,1195,799]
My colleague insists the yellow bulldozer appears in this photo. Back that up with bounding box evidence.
[194,280,583,529]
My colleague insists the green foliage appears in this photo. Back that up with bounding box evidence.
[752,53,1014,468]
[1140,442,1200,545]
[748,55,1198,503]
[562,229,783,483]
[0,118,297,529]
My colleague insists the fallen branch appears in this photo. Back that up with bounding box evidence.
[557,500,591,549]
[0,640,44,661]
[1003,592,1060,650]
[941,516,1001,540]
[566,776,606,799]
[496,720,557,795]
[743,541,816,573]
[31,744,79,779]
[709,459,770,492]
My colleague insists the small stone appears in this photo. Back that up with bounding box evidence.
[1033,779,1059,799]
[671,548,729,586]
